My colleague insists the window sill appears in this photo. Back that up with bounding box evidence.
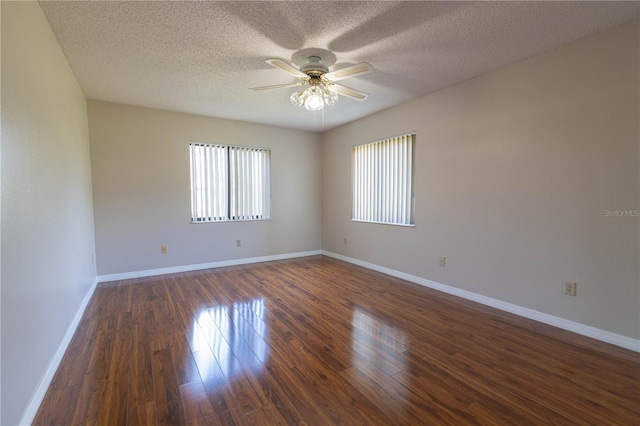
[351,219,415,228]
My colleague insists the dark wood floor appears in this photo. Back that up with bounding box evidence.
[35,256,639,425]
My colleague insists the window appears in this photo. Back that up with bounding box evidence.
[189,142,271,222]
[352,133,415,226]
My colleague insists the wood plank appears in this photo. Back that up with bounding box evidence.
[69,328,114,425]
[97,311,133,425]
[179,380,217,425]
[128,323,155,408]
[32,385,81,425]
[128,401,157,426]
[152,348,185,425]
[191,347,237,416]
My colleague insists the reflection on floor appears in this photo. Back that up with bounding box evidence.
[193,299,268,385]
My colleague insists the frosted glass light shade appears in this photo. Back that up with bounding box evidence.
[304,87,324,111]
[290,92,303,107]
[325,90,338,106]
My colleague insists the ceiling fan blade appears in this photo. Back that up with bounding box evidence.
[324,62,373,82]
[266,58,307,78]
[249,82,304,91]
[332,83,369,101]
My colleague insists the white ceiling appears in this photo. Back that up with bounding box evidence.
[39,1,640,132]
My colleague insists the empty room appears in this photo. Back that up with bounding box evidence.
[2,1,639,425]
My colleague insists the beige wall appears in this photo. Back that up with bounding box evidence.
[1,2,97,424]
[88,101,322,275]
[322,20,639,339]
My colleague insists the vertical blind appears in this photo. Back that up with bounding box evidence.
[352,133,415,225]
[189,143,271,222]
[228,146,271,220]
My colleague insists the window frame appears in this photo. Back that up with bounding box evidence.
[189,141,271,223]
[351,133,416,227]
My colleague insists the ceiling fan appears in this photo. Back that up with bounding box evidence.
[250,56,373,111]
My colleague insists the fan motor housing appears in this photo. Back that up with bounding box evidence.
[300,56,329,76]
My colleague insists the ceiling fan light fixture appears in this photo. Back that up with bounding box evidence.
[252,55,373,112]
[290,83,339,111]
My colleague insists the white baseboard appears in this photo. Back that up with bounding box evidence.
[20,276,99,426]
[97,250,323,283]
[322,251,640,353]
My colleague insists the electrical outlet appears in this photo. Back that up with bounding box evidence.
[439,256,446,267]
[564,281,577,296]
[344,237,347,245]
[161,245,168,254]
[236,240,241,247]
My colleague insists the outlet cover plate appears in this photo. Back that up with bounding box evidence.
[564,281,577,296]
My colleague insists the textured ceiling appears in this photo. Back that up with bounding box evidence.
[39,1,640,132]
